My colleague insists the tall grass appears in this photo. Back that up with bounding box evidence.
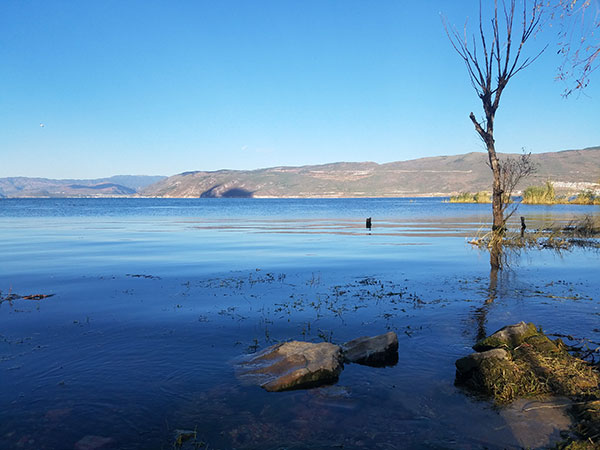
[449,191,491,203]
[570,190,600,205]
[522,181,556,204]
[522,182,600,205]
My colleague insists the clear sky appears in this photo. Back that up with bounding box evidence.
[1,0,598,179]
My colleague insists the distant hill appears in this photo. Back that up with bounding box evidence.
[142,146,600,198]
[0,175,166,198]
[97,175,167,191]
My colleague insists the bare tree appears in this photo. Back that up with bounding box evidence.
[546,0,600,96]
[443,0,545,238]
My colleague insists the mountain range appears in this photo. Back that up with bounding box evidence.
[0,175,165,198]
[1,146,598,198]
[142,146,600,198]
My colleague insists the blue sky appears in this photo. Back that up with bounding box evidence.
[1,0,598,179]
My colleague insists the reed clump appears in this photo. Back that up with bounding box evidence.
[521,181,600,205]
[449,191,491,203]
[449,182,599,205]
[522,181,557,204]
[570,190,600,205]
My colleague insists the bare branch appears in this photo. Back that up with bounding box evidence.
[506,1,545,79]
[547,0,600,95]
[499,151,537,219]
[469,112,488,141]
[479,0,492,82]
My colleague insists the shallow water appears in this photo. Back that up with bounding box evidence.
[1,198,599,449]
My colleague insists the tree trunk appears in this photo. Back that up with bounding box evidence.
[489,239,501,270]
[469,111,505,240]
[488,144,505,235]
[488,136,504,271]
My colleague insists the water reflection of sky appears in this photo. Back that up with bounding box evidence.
[0,199,599,449]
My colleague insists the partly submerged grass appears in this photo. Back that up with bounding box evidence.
[561,215,600,238]
[468,215,600,252]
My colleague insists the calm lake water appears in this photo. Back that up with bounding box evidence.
[1,198,599,449]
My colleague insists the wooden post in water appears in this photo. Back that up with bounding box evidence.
[520,216,526,238]
[366,217,372,230]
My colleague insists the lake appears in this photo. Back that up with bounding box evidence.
[1,198,599,449]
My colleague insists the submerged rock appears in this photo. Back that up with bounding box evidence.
[74,435,115,450]
[236,341,343,392]
[500,398,573,449]
[173,429,197,448]
[44,407,72,421]
[342,331,399,367]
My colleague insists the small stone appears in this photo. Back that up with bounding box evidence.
[236,341,343,392]
[342,332,399,367]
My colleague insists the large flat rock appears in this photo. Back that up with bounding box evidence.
[236,341,343,392]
